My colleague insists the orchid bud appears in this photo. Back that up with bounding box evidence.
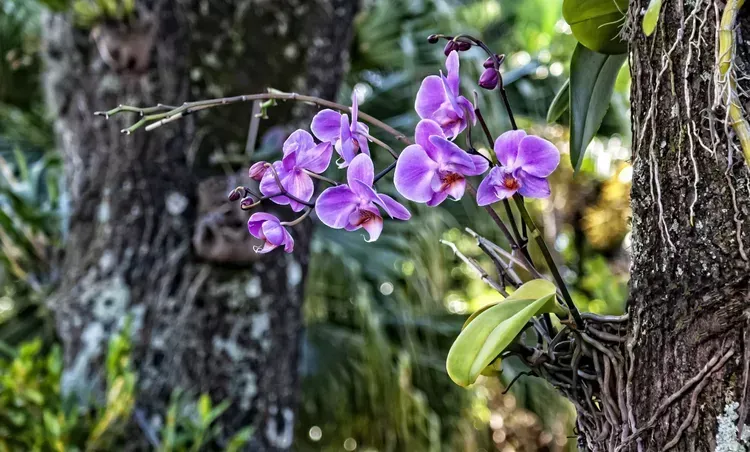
[483,54,505,69]
[228,187,243,202]
[248,161,268,181]
[240,197,257,210]
[478,68,499,90]
[443,40,471,56]
[427,34,440,44]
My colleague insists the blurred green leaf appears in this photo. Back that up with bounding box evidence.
[562,0,628,54]
[642,0,662,36]
[547,79,570,123]
[569,43,626,171]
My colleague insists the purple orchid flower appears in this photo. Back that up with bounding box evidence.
[415,51,476,139]
[247,213,294,254]
[311,91,370,168]
[476,130,560,206]
[316,154,411,242]
[259,129,333,212]
[394,119,489,206]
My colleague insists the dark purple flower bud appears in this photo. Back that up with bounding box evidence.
[443,40,471,56]
[228,187,243,202]
[248,161,268,181]
[478,68,499,90]
[483,54,505,69]
[427,34,440,44]
[240,197,257,210]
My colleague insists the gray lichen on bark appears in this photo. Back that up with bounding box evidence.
[42,0,358,449]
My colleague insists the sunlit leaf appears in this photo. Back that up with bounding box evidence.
[547,79,570,123]
[562,0,628,54]
[446,280,562,387]
[569,44,626,171]
[642,0,662,36]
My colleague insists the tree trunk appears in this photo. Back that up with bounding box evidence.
[613,0,750,450]
[42,1,356,449]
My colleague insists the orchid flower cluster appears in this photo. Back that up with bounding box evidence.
[232,39,561,255]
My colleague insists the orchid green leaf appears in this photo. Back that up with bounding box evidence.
[447,280,562,387]
[569,44,627,172]
[563,0,628,54]
[547,79,570,123]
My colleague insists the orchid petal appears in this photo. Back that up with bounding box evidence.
[247,213,279,238]
[262,220,286,246]
[457,96,476,125]
[360,213,383,242]
[378,194,411,220]
[515,135,560,177]
[351,179,380,204]
[427,190,450,207]
[259,162,290,206]
[315,185,359,229]
[494,130,527,169]
[516,170,551,198]
[414,119,444,160]
[284,171,314,212]
[394,144,438,203]
[281,227,295,253]
[339,138,357,167]
[282,151,297,172]
[440,70,462,114]
[432,107,463,138]
[347,153,375,187]
[296,141,333,174]
[415,75,447,120]
[445,51,460,95]
[257,241,279,254]
[444,176,466,200]
[283,129,316,156]
[465,154,490,176]
[428,136,476,173]
[311,109,342,143]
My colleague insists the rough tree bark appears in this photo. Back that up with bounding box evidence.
[42,1,356,449]
[618,0,750,450]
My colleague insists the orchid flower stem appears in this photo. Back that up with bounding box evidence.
[302,169,338,186]
[280,208,312,227]
[96,89,412,147]
[512,194,583,328]
[373,161,397,185]
[366,134,399,160]
[263,163,316,207]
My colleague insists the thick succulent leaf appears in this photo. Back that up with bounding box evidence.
[447,280,561,387]
[642,0,662,36]
[547,79,570,123]
[569,44,627,171]
[563,0,628,54]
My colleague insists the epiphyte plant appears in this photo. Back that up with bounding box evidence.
[97,30,631,449]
